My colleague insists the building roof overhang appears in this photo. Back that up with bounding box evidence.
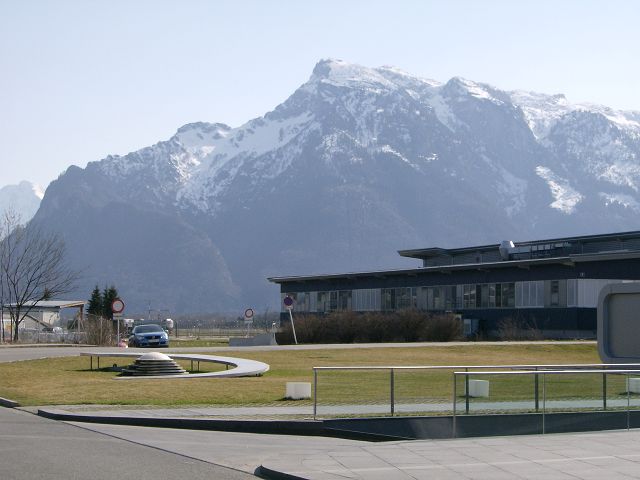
[397,230,640,260]
[267,251,640,285]
[4,300,86,310]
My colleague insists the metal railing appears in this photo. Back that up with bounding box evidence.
[452,369,640,437]
[312,363,640,420]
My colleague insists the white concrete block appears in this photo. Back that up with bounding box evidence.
[465,379,490,398]
[286,382,311,400]
[627,377,640,393]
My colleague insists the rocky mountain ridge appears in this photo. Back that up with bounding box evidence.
[33,59,640,312]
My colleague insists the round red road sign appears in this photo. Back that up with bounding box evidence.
[111,298,125,314]
[283,295,294,310]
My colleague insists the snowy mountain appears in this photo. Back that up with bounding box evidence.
[34,59,640,313]
[0,181,44,222]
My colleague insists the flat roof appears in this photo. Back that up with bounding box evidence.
[398,230,640,260]
[267,250,640,284]
[5,300,86,309]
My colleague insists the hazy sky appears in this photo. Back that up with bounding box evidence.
[1,0,639,189]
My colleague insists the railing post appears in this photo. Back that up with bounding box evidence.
[627,374,631,431]
[313,368,318,420]
[390,368,395,417]
[465,368,470,414]
[603,372,607,411]
[542,373,546,434]
[452,372,457,438]
[534,368,539,412]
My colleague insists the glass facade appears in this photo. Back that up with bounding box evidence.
[281,279,632,313]
[381,288,417,311]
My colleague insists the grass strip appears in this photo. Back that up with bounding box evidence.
[0,343,601,407]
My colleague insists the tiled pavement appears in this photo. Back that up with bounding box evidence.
[46,405,640,479]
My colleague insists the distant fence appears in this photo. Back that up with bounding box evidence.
[174,326,271,339]
[170,317,279,339]
[4,317,279,344]
[16,328,86,344]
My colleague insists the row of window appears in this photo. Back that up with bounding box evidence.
[283,279,630,313]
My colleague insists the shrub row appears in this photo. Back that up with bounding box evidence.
[276,310,462,344]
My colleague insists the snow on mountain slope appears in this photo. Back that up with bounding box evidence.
[535,166,583,214]
[80,58,640,226]
[599,192,640,212]
[510,90,640,140]
[177,112,319,212]
[33,59,640,312]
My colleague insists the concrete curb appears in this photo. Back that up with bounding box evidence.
[254,465,307,480]
[36,408,394,441]
[38,408,326,436]
[0,397,20,408]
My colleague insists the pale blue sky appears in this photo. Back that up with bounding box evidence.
[1,0,639,188]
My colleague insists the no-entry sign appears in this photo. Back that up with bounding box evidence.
[111,298,125,314]
[283,295,294,310]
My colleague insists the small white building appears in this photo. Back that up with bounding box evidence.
[2,300,86,336]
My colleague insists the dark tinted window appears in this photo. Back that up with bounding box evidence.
[133,325,164,333]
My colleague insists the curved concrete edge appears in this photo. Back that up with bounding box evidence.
[0,397,20,408]
[169,353,270,378]
[80,352,269,379]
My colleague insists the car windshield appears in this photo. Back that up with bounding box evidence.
[134,325,164,333]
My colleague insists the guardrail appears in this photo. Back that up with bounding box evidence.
[452,369,640,437]
[312,363,640,420]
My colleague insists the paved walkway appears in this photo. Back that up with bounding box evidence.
[64,417,640,479]
[23,404,640,479]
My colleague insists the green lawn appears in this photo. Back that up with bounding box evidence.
[0,343,607,407]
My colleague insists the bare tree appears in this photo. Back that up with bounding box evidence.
[0,209,78,341]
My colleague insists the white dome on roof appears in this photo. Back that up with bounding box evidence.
[138,352,171,361]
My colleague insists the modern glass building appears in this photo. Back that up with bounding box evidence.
[268,231,640,338]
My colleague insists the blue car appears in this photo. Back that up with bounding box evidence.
[128,324,169,348]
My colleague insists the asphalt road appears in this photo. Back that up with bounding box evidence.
[0,408,255,480]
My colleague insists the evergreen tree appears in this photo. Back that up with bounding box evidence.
[87,285,103,316]
[101,285,119,320]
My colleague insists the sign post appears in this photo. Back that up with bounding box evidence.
[244,308,254,337]
[111,298,125,346]
[283,295,297,345]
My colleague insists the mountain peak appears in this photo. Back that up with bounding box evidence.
[311,58,341,77]
[309,58,397,90]
[309,59,442,95]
